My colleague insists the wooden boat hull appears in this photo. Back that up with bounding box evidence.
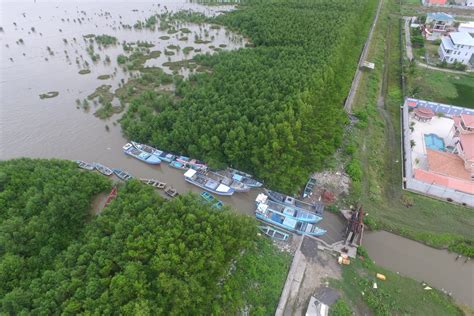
[258,225,289,241]
[228,168,263,188]
[75,160,95,171]
[112,168,133,181]
[93,163,113,176]
[256,194,321,223]
[140,178,166,189]
[200,191,223,209]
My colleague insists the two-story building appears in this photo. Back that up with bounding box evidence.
[426,12,454,32]
[450,114,474,177]
[438,31,474,65]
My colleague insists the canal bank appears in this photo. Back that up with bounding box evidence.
[364,230,474,307]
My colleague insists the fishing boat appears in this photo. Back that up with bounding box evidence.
[131,141,176,163]
[302,178,317,198]
[255,203,326,236]
[200,191,223,209]
[184,169,234,196]
[265,189,324,215]
[219,168,263,188]
[164,186,179,198]
[140,178,166,189]
[169,159,188,170]
[93,162,113,176]
[113,168,133,181]
[176,156,207,171]
[258,225,290,241]
[202,170,250,192]
[122,143,161,165]
[256,194,321,223]
[75,160,95,171]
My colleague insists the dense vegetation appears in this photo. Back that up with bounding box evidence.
[0,159,110,308]
[0,159,290,314]
[120,0,377,192]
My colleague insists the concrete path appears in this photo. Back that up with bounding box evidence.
[404,17,414,61]
[344,0,384,113]
[275,236,305,316]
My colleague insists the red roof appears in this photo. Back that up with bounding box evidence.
[461,114,474,129]
[407,101,417,107]
[427,149,471,180]
[459,134,474,161]
[415,107,435,119]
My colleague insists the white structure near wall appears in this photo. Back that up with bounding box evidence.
[458,21,474,34]
[438,32,474,65]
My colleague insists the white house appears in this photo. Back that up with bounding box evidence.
[464,0,474,7]
[438,32,474,65]
[458,22,474,35]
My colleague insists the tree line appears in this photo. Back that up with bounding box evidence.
[120,0,378,193]
[0,159,290,314]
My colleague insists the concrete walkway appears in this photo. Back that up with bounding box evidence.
[344,0,384,113]
[275,236,305,316]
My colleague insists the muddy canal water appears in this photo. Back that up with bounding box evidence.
[364,231,473,307]
[1,0,473,308]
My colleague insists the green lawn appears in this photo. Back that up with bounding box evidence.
[349,0,474,257]
[407,67,474,108]
[330,249,463,316]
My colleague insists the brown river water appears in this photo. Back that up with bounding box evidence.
[1,0,473,308]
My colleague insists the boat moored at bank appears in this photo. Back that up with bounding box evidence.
[200,191,224,209]
[220,168,263,188]
[256,193,321,223]
[202,170,250,192]
[131,141,176,163]
[255,202,326,236]
[123,143,161,165]
[112,168,133,181]
[75,160,95,171]
[140,178,166,189]
[184,169,234,196]
[265,189,324,215]
[93,162,113,176]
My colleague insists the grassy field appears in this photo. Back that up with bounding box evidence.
[349,0,474,257]
[330,248,463,315]
[407,67,474,108]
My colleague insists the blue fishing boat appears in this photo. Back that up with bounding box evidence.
[184,169,234,196]
[113,168,133,181]
[256,194,321,223]
[200,191,223,209]
[169,159,188,170]
[176,156,208,171]
[258,225,289,241]
[255,202,326,236]
[203,170,250,192]
[302,178,317,198]
[265,189,324,215]
[131,141,176,162]
[123,143,161,165]
[219,168,263,188]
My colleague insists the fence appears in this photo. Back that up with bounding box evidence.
[401,100,474,207]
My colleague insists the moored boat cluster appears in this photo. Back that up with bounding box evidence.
[76,141,326,236]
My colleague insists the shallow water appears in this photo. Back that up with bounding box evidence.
[364,231,474,307]
[1,0,472,308]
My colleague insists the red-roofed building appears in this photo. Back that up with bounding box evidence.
[423,0,447,5]
[450,114,474,175]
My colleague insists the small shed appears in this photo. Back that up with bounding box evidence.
[361,61,375,70]
[414,107,435,122]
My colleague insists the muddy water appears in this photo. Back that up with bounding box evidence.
[2,0,472,308]
[1,0,257,213]
[364,231,474,307]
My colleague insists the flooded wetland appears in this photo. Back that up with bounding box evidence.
[1,0,473,309]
